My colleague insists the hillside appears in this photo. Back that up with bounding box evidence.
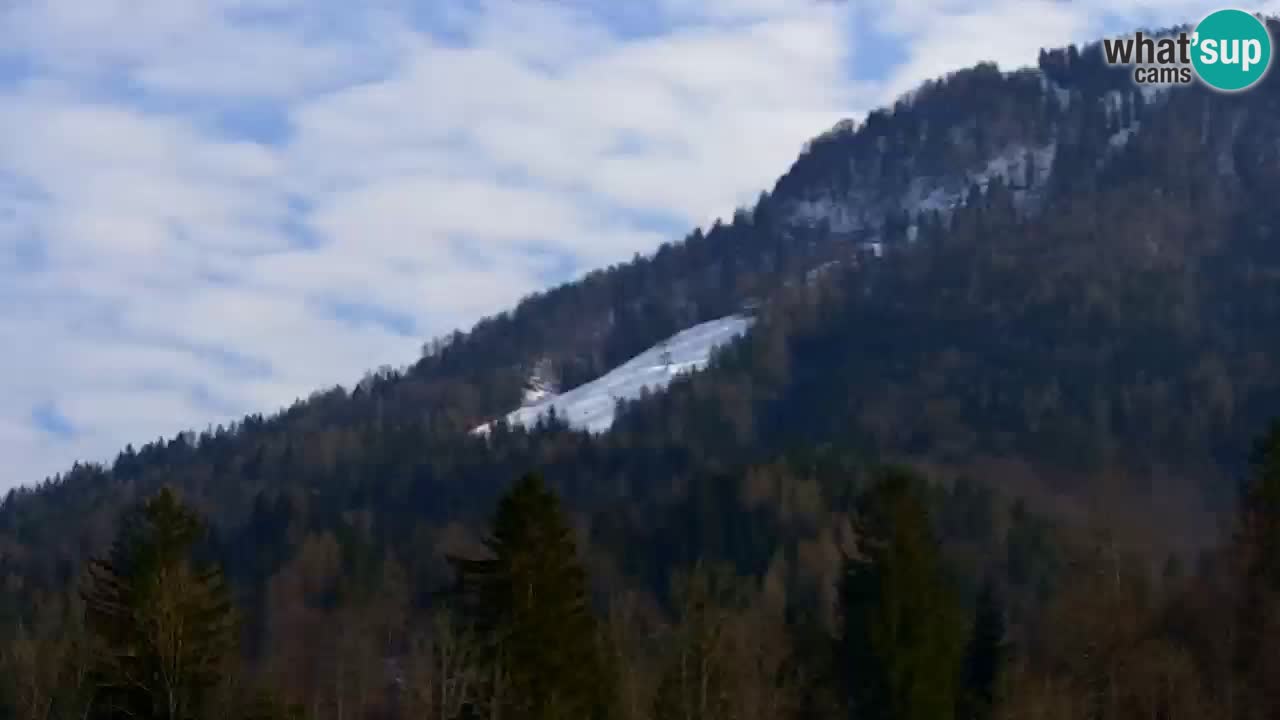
[4,21,1280,720]
[473,314,755,435]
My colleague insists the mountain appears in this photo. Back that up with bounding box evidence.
[4,21,1280,719]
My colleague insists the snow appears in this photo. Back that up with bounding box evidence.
[1216,112,1246,179]
[522,367,558,402]
[909,184,960,214]
[805,260,841,285]
[517,360,560,405]
[1109,123,1140,149]
[792,143,1054,232]
[522,386,555,405]
[789,194,865,234]
[905,142,1056,215]
[1040,75,1072,109]
[473,315,755,435]
[1139,83,1173,103]
[1103,90,1125,121]
[977,143,1056,191]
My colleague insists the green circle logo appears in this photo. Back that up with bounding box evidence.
[1192,9,1272,92]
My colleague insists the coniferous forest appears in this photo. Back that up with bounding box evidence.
[5,22,1280,720]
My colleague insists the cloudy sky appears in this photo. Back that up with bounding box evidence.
[2,0,1276,489]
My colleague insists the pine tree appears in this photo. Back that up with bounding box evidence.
[839,468,965,720]
[959,580,1005,720]
[450,473,605,720]
[1240,420,1280,592]
[1231,421,1280,719]
[82,487,238,720]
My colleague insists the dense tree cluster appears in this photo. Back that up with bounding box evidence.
[6,428,1280,718]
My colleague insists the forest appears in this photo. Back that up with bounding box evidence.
[3,21,1280,720]
[6,427,1280,719]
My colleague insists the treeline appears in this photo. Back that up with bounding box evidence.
[0,436,1064,719]
[5,421,1279,719]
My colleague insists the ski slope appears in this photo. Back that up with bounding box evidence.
[473,314,755,435]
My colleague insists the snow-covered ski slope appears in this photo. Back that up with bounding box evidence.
[473,314,755,435]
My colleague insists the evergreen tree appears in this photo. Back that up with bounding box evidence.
[959,580,1006,720]
[82,487,238,720]
[839,468,965,720]
[450,473,606,720]
[1240,420,1280,591]
[1231,422,1280,718]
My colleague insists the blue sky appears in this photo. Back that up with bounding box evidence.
[2,0,1276,489]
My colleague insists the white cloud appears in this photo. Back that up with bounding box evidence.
[0,0,861,488]
[1,0,1271,488]
[869,0,1085,101]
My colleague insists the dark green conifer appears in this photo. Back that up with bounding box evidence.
[1232,422,1280,718]
[82,487,237,720]
[839,468,965,720]
[451,473,605,720]
[959,579,1006,720]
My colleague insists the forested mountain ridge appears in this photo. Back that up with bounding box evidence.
[5,22,1280,719]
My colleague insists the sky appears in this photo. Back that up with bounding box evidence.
[2,0,1277,490]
